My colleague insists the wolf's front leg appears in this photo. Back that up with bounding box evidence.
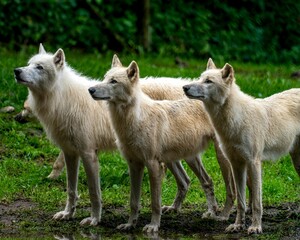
[53,153,80,221]
[162,161,190,213]
[225,160,247,233]
[142,160,164,233]
[117,160,144,230]
[80,151,101,226]
[247,159,262,234]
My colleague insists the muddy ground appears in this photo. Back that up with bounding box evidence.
[0,199,299,239]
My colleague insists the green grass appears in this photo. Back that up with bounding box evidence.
[0,47,299,216]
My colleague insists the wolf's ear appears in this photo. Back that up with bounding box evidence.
[221,63,234,84]
[127,61,139,83]
[206,58,217,70]
[53,49,65,69]
[112,54,122,68]
[39,43,46,54]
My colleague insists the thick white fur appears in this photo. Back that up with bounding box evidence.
[89,58,234,232]
[14,47,233,227]
[15,45,113,226]
[19,76,191,179]
[183,58,300,234]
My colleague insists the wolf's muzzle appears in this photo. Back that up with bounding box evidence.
[88,87,96,95]
[183,85,190,93]
[14,68,22,78]
[14,68,24,82]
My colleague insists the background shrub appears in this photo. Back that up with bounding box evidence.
[0,0,299,63]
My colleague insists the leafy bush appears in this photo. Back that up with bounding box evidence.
[204,0,300,63]
[0,0,299,63]
[151,1,210,57]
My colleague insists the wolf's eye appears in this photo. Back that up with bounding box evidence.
[36,65,43,70]
[110,79,118,84]
[204,79,212,84]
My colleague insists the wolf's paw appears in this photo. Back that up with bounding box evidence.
[80,217,99,226]
[54,234,74,240]
[225,223,245,233]
[248,225,262,234]
[53,210,74,220]
[47,170,61,179]
[216,210,230,221]
[162,205,179,214]
[202,210,217,219]
[117,223,135,231]
[213,215,229,221]
[246,206,252,214]
[143,223,159,233]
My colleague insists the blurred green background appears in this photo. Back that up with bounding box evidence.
[1,0,299,63]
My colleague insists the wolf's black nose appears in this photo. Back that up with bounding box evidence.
[88,87,96,95]
[14,68,22,76]
[183,85,190,92]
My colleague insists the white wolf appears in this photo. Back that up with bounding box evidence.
[13,46,233,226]
[183,58,300,234]
[88,58,234,232]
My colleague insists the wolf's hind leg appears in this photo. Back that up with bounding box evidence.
[289,136,300,177]
[162,161,190,213]
[212,138,235,220]
[185,155,218,219]
[48,151,65,179]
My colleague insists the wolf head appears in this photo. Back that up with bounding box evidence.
[183,58,235,105]
[14,43,65,92]
[89,54,140,104]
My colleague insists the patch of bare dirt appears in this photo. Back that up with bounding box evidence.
[0,200,299,239]
[0,199,37,234]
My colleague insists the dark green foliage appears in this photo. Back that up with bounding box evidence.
[0,0,103,50]
[204,0,300,63]
[0,0,299,62]
[151,1,210,57]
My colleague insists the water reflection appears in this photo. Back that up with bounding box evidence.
[0,231,257,240]
[52,231,247,240]
[54,232,99,240]
[53,232,162,240]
